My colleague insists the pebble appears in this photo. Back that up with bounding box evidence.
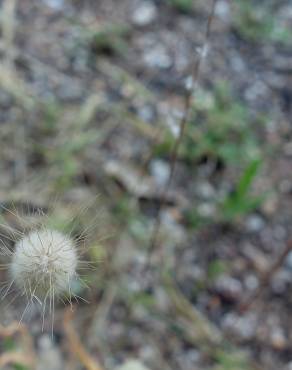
[115,359,151,370]
[195,181,215,200]
[154,287,170,311]
[222,312,257,340]
[230,52,246,73]
[175,349,201,370]
[149,159,170,186]
[197,202,216,218]
[244,274,259,291]
[245,214,265,232]
[215,275,243,301]
[273,225,287,241]
[139,345,157,362]
[285,251,292,269]
[42,0,64,10]
[284,142,292,156]
[131,2,157,26]
[56,81,85,101]
[270,327,287,350]
[261,194,278,216]
[37,335,63,370]
[271,269,291,294]
[137,104,155,122]
[244,80,269,103]
[215,0,231,22]
[143,44,172,69]
[279,179,292,194]
[160,210,186,245]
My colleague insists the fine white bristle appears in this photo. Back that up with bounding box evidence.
[10,229,77,300]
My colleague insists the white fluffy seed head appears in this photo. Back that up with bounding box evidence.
[10,229,77,299]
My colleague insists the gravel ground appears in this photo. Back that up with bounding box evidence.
[0,0,292,369]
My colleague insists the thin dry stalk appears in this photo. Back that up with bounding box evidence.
[1,0,17,66]
[164,275,222,345]
[64,306,105,370]
[238,239,292,313]
[148,0,218,262]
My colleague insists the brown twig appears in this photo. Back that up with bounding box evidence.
[148,0,218,263]
[238,239,292,313]
[164,274,222,345]
[0,351,33,367]
[63,306,105,370]
[0,321,36,368]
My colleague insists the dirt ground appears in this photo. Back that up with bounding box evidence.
[0,0,292,369]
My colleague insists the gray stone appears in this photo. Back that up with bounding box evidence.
[197,202,216,218]
[42,0,64,10]
[215,275,243,301]
[222,312,257,340]
[271,269,291,294]
[37,335,63,370]
[132,2,157,26]
[143,45,172,69]
[115,359,151,370]
[149,159,170,186]
[285,251,292,269]
[195,181,215,200]
[245,214,265,232]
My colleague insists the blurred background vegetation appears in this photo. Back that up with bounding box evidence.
[0,0,291,369]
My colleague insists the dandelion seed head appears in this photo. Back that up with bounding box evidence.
[10,229,77,299]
